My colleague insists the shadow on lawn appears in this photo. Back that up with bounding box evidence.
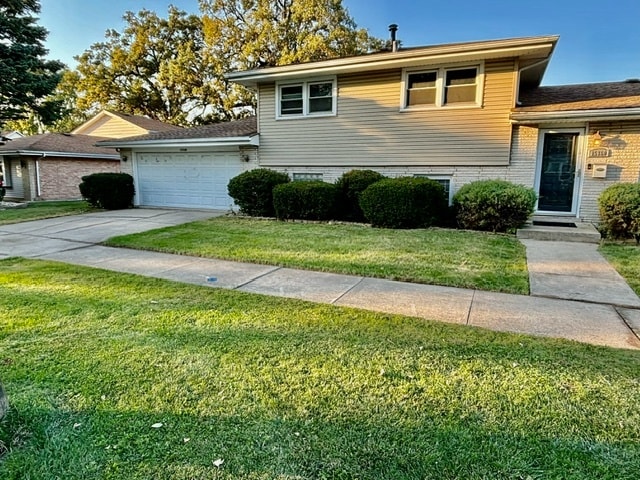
[1,403,638,480]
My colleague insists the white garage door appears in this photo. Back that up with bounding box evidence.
[136,151,243,209]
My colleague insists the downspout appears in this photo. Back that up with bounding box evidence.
[35,154,44,198]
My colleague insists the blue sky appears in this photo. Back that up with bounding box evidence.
[39,0,639,86]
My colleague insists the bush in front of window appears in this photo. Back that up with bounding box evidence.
[79,173,135,210]
[359,177,447,229]
[335,169,387,222]
[228,168,290,217]
[453,180,536,233]
[273,181,339,221]
[598,183,640,243]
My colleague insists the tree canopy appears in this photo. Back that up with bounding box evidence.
[71,6,251,126]
[199,0,382,70]
[0,0,65,126]
[68,0,381,126]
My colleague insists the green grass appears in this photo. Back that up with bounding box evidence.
[105,217,529,294]
[0,201,94,225]
[600,243,640,296]
[1,258,639,479]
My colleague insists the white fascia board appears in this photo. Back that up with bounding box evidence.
[0,150,119,159]
[227,40,557,88]
[98,135,259,149]
[511,107,640,123]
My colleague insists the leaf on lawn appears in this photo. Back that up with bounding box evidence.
[213,458,224,467]
[73,423,82,429]
[183,437,190,443]
[151,423,163,428]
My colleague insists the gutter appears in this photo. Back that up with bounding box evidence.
[511,107,640,123]
[0,150,120,160]
[97,135,260,149]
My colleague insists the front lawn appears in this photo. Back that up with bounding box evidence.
[105,217,529,294]
[600,243,640,296]
[0,258,639,479]
[0,201,94,225]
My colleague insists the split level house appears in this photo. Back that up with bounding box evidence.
[100,35,640,223]
[0,111,180,202]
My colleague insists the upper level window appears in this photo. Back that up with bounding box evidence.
[277,78,336,119]
[402,64,483,110]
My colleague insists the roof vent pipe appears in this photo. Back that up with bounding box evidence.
[388,24,399,52]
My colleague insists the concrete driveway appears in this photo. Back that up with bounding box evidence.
[0,208,224,258]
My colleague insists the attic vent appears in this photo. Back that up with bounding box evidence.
[624,78,640,83]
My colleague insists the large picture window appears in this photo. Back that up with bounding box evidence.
[402,64,483,110]
[277,78,336,118]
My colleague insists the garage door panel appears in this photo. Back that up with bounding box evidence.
[136,152,243,209]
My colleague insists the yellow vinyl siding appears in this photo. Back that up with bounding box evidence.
[257,60,516,166]
[77,116,148,138]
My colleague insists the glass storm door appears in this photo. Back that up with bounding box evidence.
[537,132,579,213]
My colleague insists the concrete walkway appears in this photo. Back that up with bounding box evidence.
[2,209,639,350]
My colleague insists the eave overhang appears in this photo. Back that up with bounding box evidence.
[227,35,559,88]
[0,150,119,160]
[511,107,640,124]
[97,135,260,149]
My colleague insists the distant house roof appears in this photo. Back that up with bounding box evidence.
[227,35,559,89]
[71,110,182,137]
[512,80,640,123]
[0,133,119,159]
[0,130,24,141]
[102,110,182,133]
[97,117,259,148]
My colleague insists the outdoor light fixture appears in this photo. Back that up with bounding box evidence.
[593,131,603,145]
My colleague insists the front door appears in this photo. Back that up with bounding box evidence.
[536,131,581,213]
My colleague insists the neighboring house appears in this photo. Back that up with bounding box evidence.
[100,35,640,223]
[0,131,24,141]
[0,111,180,202]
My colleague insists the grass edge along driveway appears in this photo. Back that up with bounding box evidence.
[105,216,530,295]
[0,258,639,479]
[0,201,94,225]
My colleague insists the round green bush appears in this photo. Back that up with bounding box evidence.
[273,181,339,221]
[227,168,290,217]
[598,183,640,242]
[79,173,135,210]
[453,179,536,232]
[359,177,447,229]
[335,169,386,222]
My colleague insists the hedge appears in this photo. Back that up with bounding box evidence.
[79,173,134,210]
[227,168,290,217]
[273,181,339,220]
[598,183,640,242]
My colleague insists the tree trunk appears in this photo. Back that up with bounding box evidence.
[0,381,8,419]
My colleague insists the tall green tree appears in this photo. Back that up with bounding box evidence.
[72,6,249,126]
[0,0,65,125]
[199,0,383,70]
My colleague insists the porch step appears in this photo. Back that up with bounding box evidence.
[516,218,601,243]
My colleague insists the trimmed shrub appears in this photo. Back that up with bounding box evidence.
[79,173,134,210]
[598,183,640,242]
[453,179,536,232]
[228,168,290,217]
[359,177,447,229]
[273,181,339,220]
[335,169,386,222]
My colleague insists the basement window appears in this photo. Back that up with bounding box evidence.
[293,172,323,181]
[413,175,452,202]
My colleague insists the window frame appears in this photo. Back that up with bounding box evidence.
[0,158,12,188]
[276,77,337,120]
[400,62,484,111]
[292,172,323,182]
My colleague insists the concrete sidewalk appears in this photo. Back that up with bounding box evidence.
[2,209,640,350]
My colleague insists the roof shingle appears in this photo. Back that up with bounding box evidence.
[516,80,640,112]
[98,117,257,144]
[0,133,118,157]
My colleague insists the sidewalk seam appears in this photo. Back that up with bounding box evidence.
[233,266,283,289]
[465,290,475,326]
[614,307,640,343]
[331,277,365,305]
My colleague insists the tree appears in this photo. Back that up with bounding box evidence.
[72,6,251,125]
[0,0,65,125]
[200,0,382,70]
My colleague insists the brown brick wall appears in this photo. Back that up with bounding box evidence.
[38,158,120,200]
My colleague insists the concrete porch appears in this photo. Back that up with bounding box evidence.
[516,216,601,243]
